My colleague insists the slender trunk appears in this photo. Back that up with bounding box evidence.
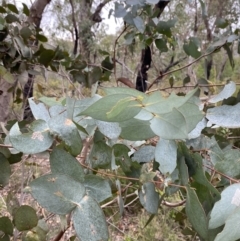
[22,0,52,120]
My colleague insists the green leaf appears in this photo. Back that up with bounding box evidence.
[223,43,235,69]
[178,156,189,186]
[132,146,155,163]
[50,148,85,183]
[206,103,240,128]
[192,153,220,198]
[214,207,240,241]
[7,4,19,14]
[186,186,208,239]
[103,87,145,98]
[80,94,141,122]
[120,118,156,141]
[5,14,19,23]
[0,66,14,84]
[143,88,198,114]
[29,98,50,122]
[139,182,159,214]
[215,17,229,29]
[36,34,48,42]
[155,139,177,175]
[0,6,7,13]
[0,153,11,186]
[20,26,32,39]
[22,3,29,16]
[73,195,109,241]
[39,49,55,67]
[156,19,177,37]
[183,37,201,58]
[83,175,112,203]
[150,101,203,140]
[39,96,65,107]
[188,118,207,139]
[183,75,190,85]
[214,149,240,178]
[124,31,135,45]
[30,174,86,215]
[48,115,82,156]
[209,183,240,229]
[0,217,13,235]
[95,120,121,139]
[155,38,168,52]
[89,141,112,169]
[113,144,132,173]
[9,120,54,154]
[133,16,145,33]
[13,205,38,231]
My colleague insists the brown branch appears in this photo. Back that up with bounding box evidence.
[91,0,111,23]
[69,0,79,55]
[117,77,135,88]
[147,45,223,91]
[203,164,239,183]
[162,200,186,207]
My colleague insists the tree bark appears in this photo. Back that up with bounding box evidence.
[22,0,52,120]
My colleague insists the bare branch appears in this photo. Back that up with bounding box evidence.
[91,0,111,23]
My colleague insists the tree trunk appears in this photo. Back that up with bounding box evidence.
[22,0,52,120]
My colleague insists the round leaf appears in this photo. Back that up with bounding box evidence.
[0,217,13,235]
[30,174,86,215]
[14,206,38,231]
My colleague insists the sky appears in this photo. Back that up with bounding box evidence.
[15,0,121,35]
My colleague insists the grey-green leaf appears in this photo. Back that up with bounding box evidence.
[155,139,177,175]
[139,182,159,214]
[209,183,240,229]
[214,207,240,241]
[120,118,156,141]
[30,174,86,215]
[96,120,121,139]
[29,97,50,122]
[73,195,109,241]
[48,115,82,156]
[9,120,53,154]
[132,146,155,163]
[80,94,141,122]
[83,175,112,203]
[50,148,85,183]
[206,103,240,128]
[208,81,236,103]
[186,186,208,240]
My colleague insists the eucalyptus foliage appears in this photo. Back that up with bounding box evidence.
[1,1,240,241]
